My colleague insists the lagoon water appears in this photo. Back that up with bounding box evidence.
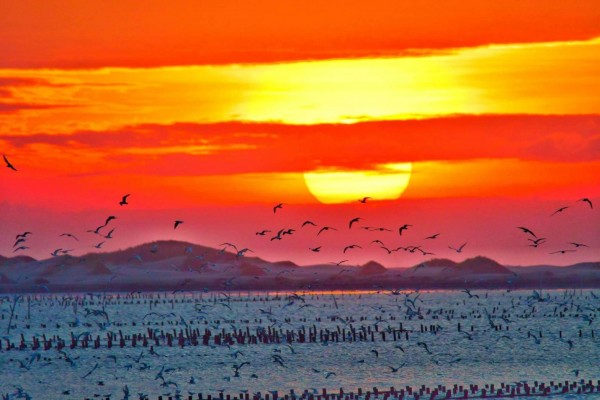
[1,289,598,399]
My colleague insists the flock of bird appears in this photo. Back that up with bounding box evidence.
[3,153,595,271]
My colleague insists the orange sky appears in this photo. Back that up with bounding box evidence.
[0,1,598,266]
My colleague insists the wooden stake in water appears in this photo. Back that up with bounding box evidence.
[6,295,22,335]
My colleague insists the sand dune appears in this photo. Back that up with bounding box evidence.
[0,240,598,293]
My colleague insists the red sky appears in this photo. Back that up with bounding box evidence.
[1,1,599,267]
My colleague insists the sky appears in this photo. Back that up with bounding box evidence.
[1,1,599,267]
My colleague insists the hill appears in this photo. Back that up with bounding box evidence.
[0,241,598,292]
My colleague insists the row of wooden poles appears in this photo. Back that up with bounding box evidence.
[0,322,596,352]
[83,380,600,400]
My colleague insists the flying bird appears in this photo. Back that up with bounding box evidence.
[425,233,440,239]
[60,233,79,241]
[343,244,362,253]
[398,224,412,236]
[348,217,362,229]
[364,226,392,232]
[302,220,317,227]
[578,198,593,209]
[449,242,467,253]
[13,246,29,252]
[87,225,104,235]
[358,197,371,204]
[273,203,285,213]
[3,154,17,171]
[174,220,184,229]
[13,238,26,247]
[119,194,131,206]
[256,230,271,236]
[550,250,576,254]
[104,228,115,239]
[94,241,105,249]
[569,242,589,248]
[50,248,63,257]
[317,226,337,236]
[15,232,32,240]
[236,248,253,257]
[528,237,546,245]
[416,248,435,256]
[517,227,537,238]
[389,363,406,373]
[330,260,349,266]
[104,216,116,225]
[309,246,322,252]
[551,206,569,216]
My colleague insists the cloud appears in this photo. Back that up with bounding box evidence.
[2,1,599,68]
[0,102,72,113]
[2,115,599,176]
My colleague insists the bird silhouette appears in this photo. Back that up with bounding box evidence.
[256,230,271,236]
[343,244,362,253]
[104,216,116,225]
[87,225,104,235]
[578,198,593,209]
[309,246,321,252]
[358,197,371,203]
[60,233,79,241]
[528,237,546,245]
[363,226,392,232]
[330,260,348,266]
[317,226,337,236]
[94,241,105,249]
[551,206,569,216]
[388,363,406,373]
[16,231,32,239]
[50,248,63,257]
[569,242,588,248]
[13,246,29,252]
[416,248,435,256]
[425,233,440,239]
[174,220,184,229]
[302,220,317,227]
[517,227,537,238]
[119,194,131,206]
[449,242,467,253]
[236,248,253,257]
[398,224,412,235]
[348,217,362,229]
[550,249,576,254]
[3,154,17,171]
[273,203,285,213]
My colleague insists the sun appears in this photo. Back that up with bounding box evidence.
[303,163,412,204]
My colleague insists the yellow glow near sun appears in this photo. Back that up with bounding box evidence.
[303,163,412,204]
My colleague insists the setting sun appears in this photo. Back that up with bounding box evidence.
[303,163,412,204]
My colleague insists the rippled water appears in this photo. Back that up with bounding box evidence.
[0,289,598,399]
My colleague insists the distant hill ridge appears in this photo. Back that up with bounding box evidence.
[1,240,599,293]
[418,256,512,274]
[0,241,594,272]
